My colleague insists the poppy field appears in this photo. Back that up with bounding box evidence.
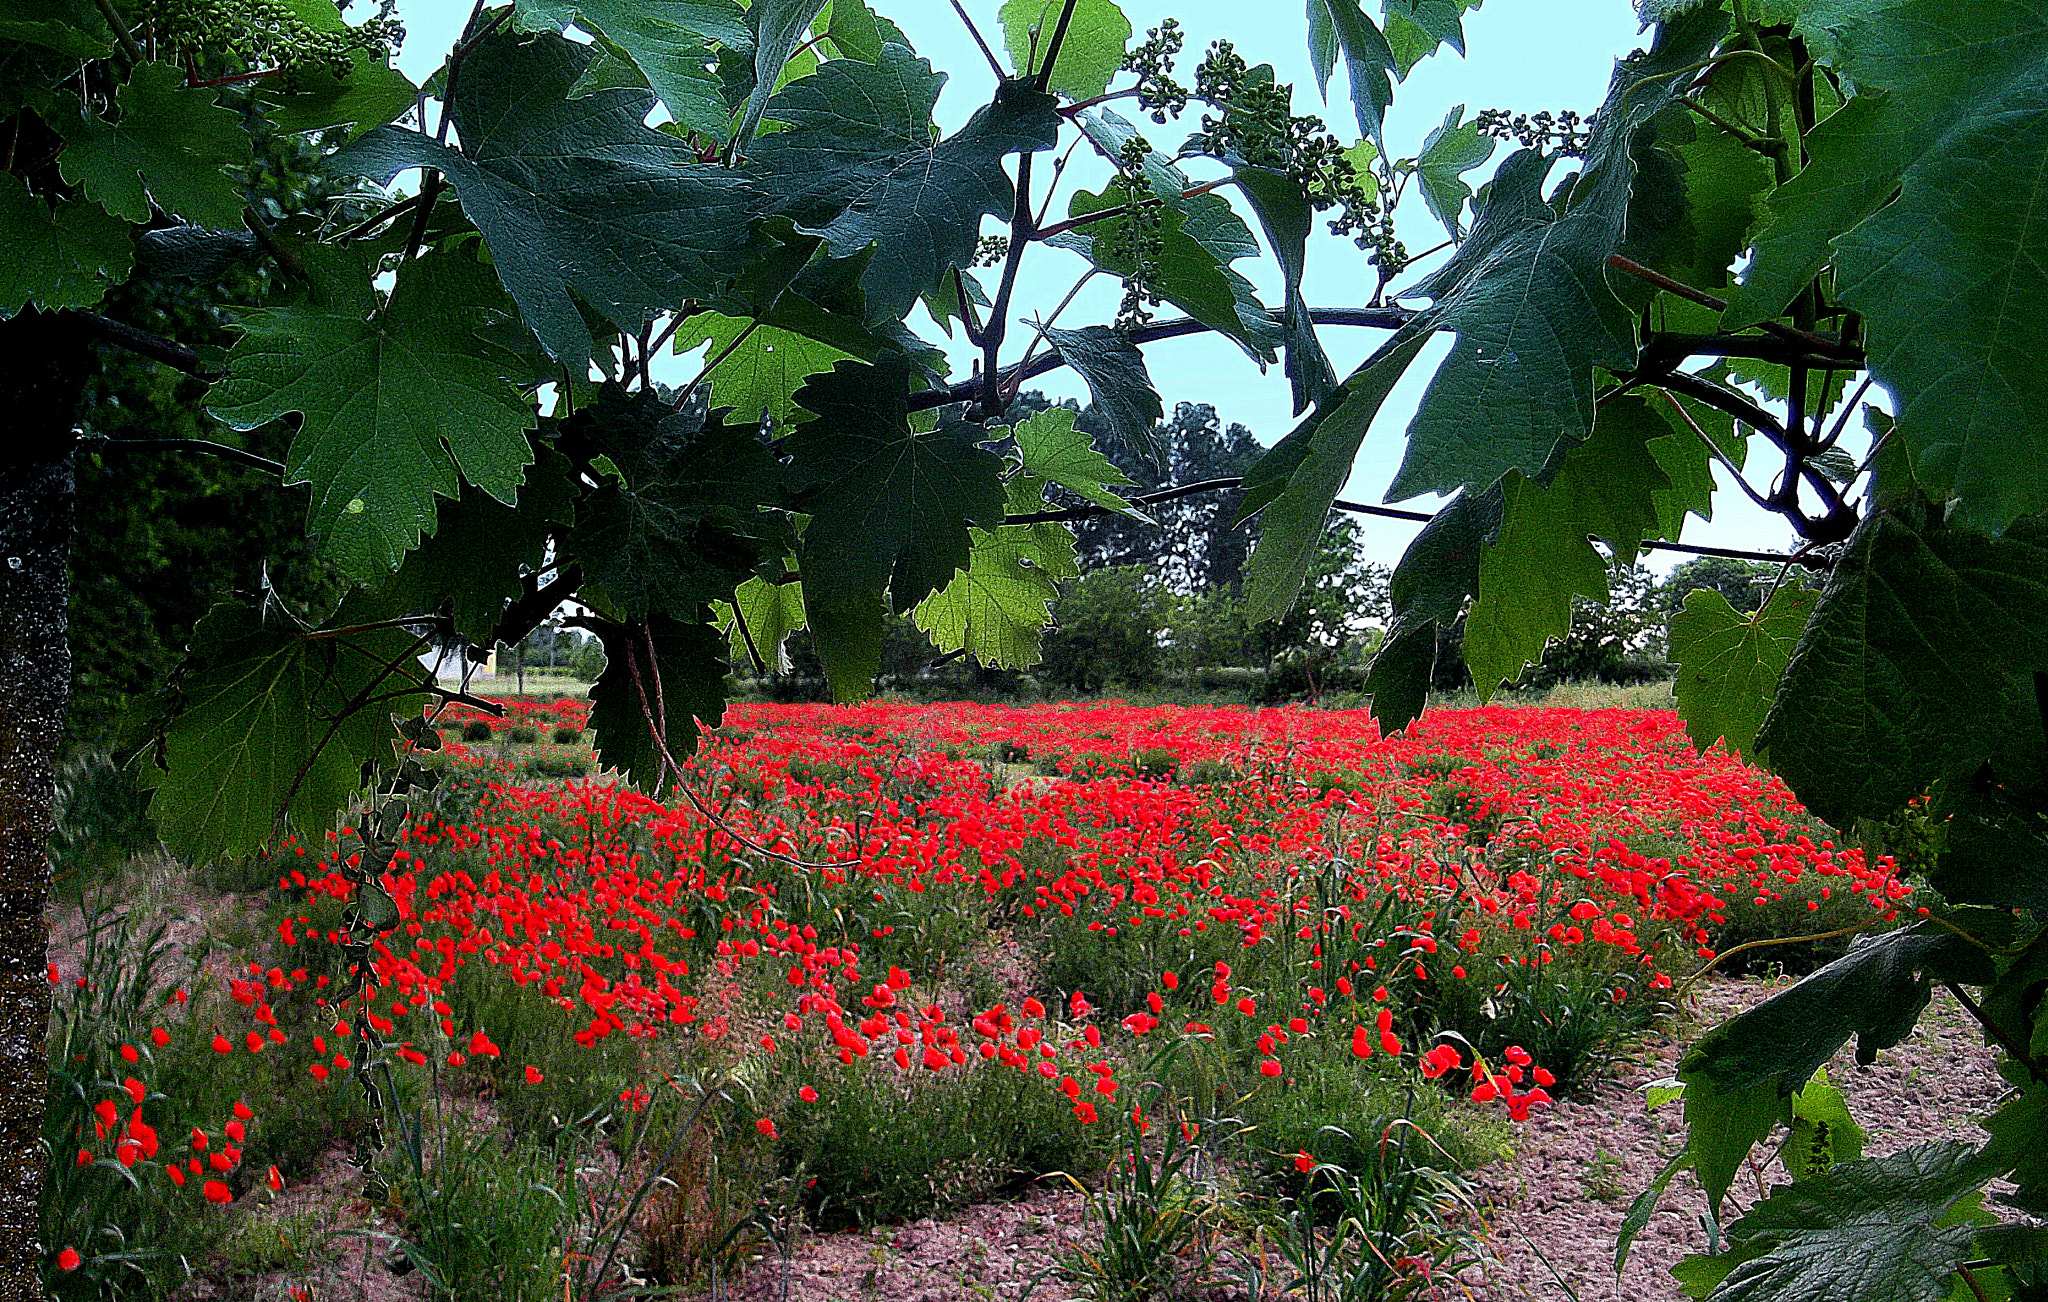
[43,700,1911,1299]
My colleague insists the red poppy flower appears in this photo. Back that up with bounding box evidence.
[56,1248,80,1272]
[203,1180,232,1204]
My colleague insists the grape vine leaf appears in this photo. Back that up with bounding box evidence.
[0,0,111,57]
[142,600,430,863]
[1756,507,2048,827]
[1414,105,1494,238]
[375,442,576,643]
[1382,0,1476,76]
[1668,584,1819,764]
[205,245,537,579]
[0,175,131,315]
[1234,161,1338,414]
[784,356,1007,698]
[733,0,830,150]
[1241,333,1431,622]
[1464,395,1674,694]
[1676,924,1989,1213]
[1304,0,1398,144]
[585,613,729,797]
[1010,406,1147,520]
[1363,486,1503,732]
[999,0,1131,102]
[258,51,418,140]
[674,310,858,433]
[913,474,1080,668]
[565,389,786,619]
[135,226,260,281]
[1622,111,1772,296]
[1043,325,1166,462]
[1052,186,1260,365]
[1387,11,1723,500]
[511,0,748,143]
[1676,1141,1990,1302]
[1832,65,2048,531]
[338,28,762,366]
[56,62,253,228]
[717,573,806,672]
[749,44,1061,324]
[1781,1069,1864,1183]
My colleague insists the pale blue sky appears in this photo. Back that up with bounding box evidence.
[385,1,1796,571]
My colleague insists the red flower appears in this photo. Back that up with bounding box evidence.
[525,1066,545,1085]
[755,1117,777,1139]
[56,1247,80,1272]
[210,1033,231,1055]
[468,1031,500,1057]
[1350,1025,1373,1059]
[1293,1151,1312,1174]
[150,1026,170,1048]
[233,1100,253,1121]
[267,1165,284,1191]
[243,1032,264,1054]
[118,1043,138,1064]
[799,1085,819,1102]
[1160,971,1178,990]
[1258,1058,1282,1078]
[203,1179,232,1204]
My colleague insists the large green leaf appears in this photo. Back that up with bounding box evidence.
[258,51,418,140]
[56,63,252,229]
[784,356,1007,697]
[1363,486,1502,732]
[338,28,762,366]
[749,44,1061,323]
[585,613,729,796]
[1304,0,1397,143]
[913,474,1080,668]
[1464,395,1674,693]
[0,175,131,315]
[1413,104,1493,238]
[564,389,786,618]
[1043,325,1165,461]
[1622,111,1772,297]
[674,310,858,432]
[1781,1069,1864,1182]
[0,0,111,57]
[1234,162,1338,414]
[1669,584,1820,764]
[1241,333,1431,621]
[1833,63,2048,531]
[1051,186,1257,363]
[1388,11,1723,500]
[1010,406,1147,520]
[1677,1142,1990,1302]
[143,601,430,863]
[512,0,747,142]
[1756,507,2048,827]
[1382,0,1477,76]
[206,246,537,578]
[718,574,807,671]
[999,0,1131,101]
[1677,924,1987,1212]
[733,0,830,149]
[375,443,576,643]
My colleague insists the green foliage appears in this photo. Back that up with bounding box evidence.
[1000,0,1131,102]
[1669,584,1817,763]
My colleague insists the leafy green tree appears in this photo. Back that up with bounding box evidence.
[1040,566,1165,693]
[1656,553,1785,616]
[6,1,2048,1298]
[1071,399,1264,591]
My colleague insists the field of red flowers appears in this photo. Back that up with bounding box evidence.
[44,701,1912,1299]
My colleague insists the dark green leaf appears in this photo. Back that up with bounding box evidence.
[1757,508,2048,827]
[675,310,859,432]
[585,613,728,797]
[1233,163,1338,414]
[258,50,419,140]
[999,0,1131,101]
[1382,0,1476,76]
[338,29,762,366]
[1364,487,1503,732]
[750,47,1061,323]
[143,601,430,863]
[1622,112,1772,295]
[1303,0,1397,143]
[0,0,111,57]
[512,0,747,142]
[1464,394,1674,693]
[565,389,786,618]
[1678,924,1985,1211]
[785,356,1007,697]
[135,225,260,281]
[1670,584,1820,764]
[1241,333,1430,621]
[376,442,575,643]
[0,177,131,315]
[205,245,538,578]
[1389,12,1723,500]
[1414,104,1494,238]
[733,0,830,149]
[1928,763,2048,916]
[1683,1141,1990,1302]
[56,63,252,229]
[1043,325,1165,461]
